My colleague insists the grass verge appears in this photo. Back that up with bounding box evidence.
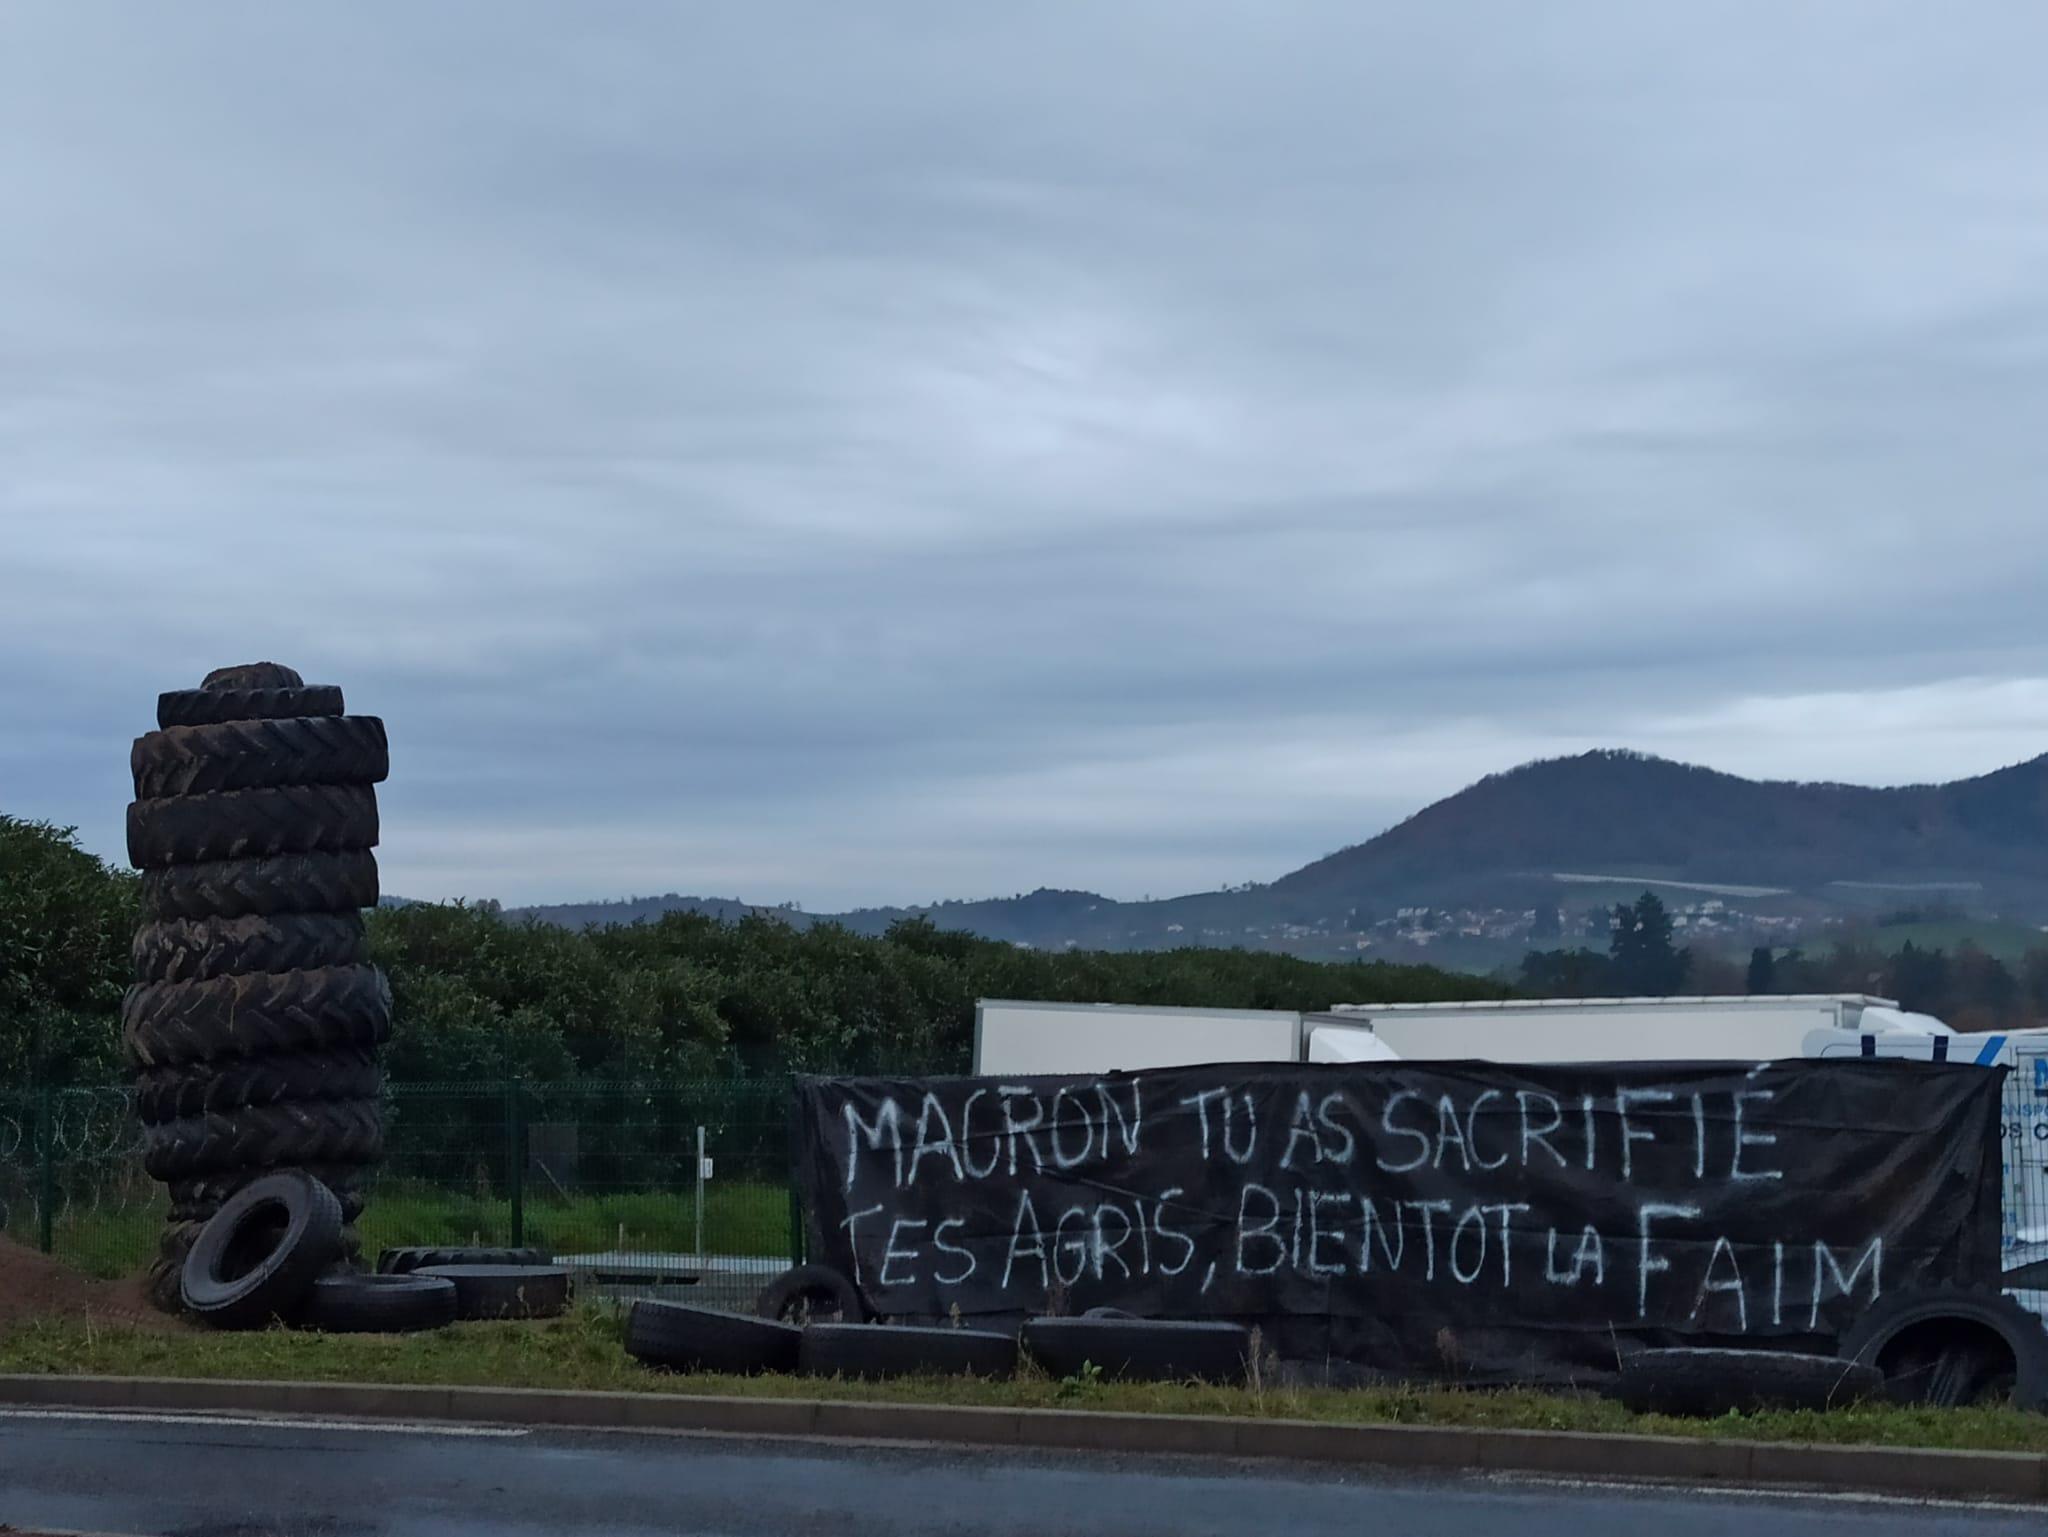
[1,1304,2043,1454]
[42,1181,795,1281]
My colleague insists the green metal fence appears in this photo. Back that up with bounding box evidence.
[0,1080,807,1311]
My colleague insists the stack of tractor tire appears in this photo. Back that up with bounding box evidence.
[120,663,391,1314]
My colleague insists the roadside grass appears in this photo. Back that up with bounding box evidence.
[1,1303,2043,1455]
[361,1182,792,1259]
[45,1204,161,1281]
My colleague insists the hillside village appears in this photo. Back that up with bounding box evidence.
[1349,897,1810,954]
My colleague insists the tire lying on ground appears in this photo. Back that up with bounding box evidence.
[1021,1317,1252,1384]
[132,911,369,986]
[377,1245,551,1274]
[121,964,392,1069]
[142,1098,384,1180]
[299,1272,458,1334]
[131,715,389,799]
[625,1301,801,1375]
[1615,1348,1883,1417]
[126,783,379,870]
[133,1046,383,1123]
[755,1263,865,1326]
[799,1323,1016,1380]
[141,849,380,922]
[180,1169,344,1329]
[415,1264,571,1321]
[158,684,346,729]
[1838,1288,2048,1411]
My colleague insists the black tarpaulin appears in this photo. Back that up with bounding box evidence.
[792,1059,2004,1386]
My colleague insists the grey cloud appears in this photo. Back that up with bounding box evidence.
[5,2,2048,907]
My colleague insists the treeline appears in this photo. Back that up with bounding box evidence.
[372,901,1503,1081]
[1521,892,2048,1031]
[2,815,1498,1087]
[1,816,138,1087]
[27,807,2036,1085]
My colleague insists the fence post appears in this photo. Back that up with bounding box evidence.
[784,1073,805,1265]
[36,1085,56,1255]
[505,1080,525,1248]
[786,1179,805,1266]
[694,1125,706,1259]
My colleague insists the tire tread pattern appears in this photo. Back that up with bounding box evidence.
[180,1172,344,1328]
[377,1245,549,1275]
[145,1220,207,1314]
[132,716,388,798]
[142,1098,384,1180]
[127,783,379,870]
[134,1047,383,1123]
[122,964,392,1069]
[158,685,344,729]
[141,850,380,921]
[132,912,367,985]
[170,1162,370,1222]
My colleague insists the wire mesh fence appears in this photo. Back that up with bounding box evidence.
[0,1080,807,1313]
[8,1066,2043,1313]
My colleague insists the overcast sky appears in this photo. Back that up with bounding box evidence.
[5,4,2048,909]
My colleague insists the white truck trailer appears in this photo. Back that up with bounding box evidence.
[976,994,1947,1075]
[1309,994,1949,1064]
[972,994,2048,1293]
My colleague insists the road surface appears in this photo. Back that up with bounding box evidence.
[0,1408,2037,1536]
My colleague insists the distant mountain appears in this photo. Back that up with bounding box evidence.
[1272,749,2048,908]
[505,749,2048,965]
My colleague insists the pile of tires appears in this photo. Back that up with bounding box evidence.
[378,1245,573,1321]
[121,664,392,1314]
[623,1300,1017,1381]
[176,1169,458,1333]
[622,1266,1251,1385]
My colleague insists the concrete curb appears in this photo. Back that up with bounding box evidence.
[0,1374,2041,1502]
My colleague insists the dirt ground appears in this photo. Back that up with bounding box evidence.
[0,1237,183,1333]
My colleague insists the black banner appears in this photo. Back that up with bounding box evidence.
[793,1060,2004,1385]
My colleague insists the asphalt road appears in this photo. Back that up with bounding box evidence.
[0,1409,2039,1537]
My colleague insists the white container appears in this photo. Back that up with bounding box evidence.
[972,999,1302,1077]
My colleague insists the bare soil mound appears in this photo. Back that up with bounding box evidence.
[0,1237,184,1332]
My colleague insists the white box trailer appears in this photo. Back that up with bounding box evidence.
[972,994,1939,1075]
[972,993,2048,1299]
[1309,994,1940,1065]
[972,999,1302,1077]
[1317,998,2048,1293]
